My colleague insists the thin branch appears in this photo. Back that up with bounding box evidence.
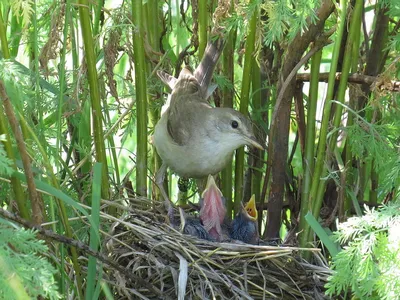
[0,207,163,298]
[0,80,44,224]
[271,33,333,130]
[296,72,400,91]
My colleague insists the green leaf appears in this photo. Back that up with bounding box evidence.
[304,212,341,257]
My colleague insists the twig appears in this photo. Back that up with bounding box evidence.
[0,207,163,297]
[0,80,43,224]
[296,72,400,91]
[271,34,333,130]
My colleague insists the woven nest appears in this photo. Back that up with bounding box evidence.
[104,198,332,299]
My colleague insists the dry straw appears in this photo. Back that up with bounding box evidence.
[103,198,331,299]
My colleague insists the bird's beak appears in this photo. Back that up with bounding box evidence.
[201,175,222,199]
[245,136,264,150]
[244,194,258,221]
[200,175,226,235]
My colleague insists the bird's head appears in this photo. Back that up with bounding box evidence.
[208,108,264,152]
[179,207,211,240]
[230,194,259,244]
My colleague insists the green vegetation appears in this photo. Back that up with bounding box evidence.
[0,222,60,299]
[0,0,399,298]
[326,203,400,299]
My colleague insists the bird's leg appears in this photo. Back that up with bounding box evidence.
[155,162,173,210]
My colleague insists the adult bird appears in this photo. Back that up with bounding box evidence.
[230,195,259,244]
[199,175,228,242]
[153,38,263,201]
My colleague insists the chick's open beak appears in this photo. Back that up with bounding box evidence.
[200,175,226,241]
[201,175,222,199]
[244,194,258,221]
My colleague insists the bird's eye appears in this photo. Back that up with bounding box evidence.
[231,120,239,129]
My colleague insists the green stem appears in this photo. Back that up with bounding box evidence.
[78,0,110,200]
[221,5,235,219]
[198,0,208,58]
[315,0,363,216]
[132,0,148,196]
[234,7,258,210]
[305,0,363,246]
[93,0,104,36]
[342,11,362,217]
[146,0,164,201]
[9,14,22,57]
[298,49,322,238]
[250,59,263,203]
[0,10,10,58]
[299,0,348,247]
[58,0,70,176]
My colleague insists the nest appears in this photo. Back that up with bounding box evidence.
[104,198,332,299]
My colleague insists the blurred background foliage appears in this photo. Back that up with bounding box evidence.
[0,0,399,298]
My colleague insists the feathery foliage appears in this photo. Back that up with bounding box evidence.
[0,139,13,176]
[326,201,400,299]
[8,0,34,26]
[0,222,60,299]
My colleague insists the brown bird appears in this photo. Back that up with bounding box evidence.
[153,39,263,201]
[199,175,228,242]
[230,195,259,244]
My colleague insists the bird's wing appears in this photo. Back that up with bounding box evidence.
[157,70,177,90]
[166,102,191,145]
[167,100,210,146]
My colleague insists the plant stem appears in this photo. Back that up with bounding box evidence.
[0,82,43,224]
[221,2,235,219]
[299,0,348,248]
[0,7,28,219]
[298,49,322,237]
[250,59,263,204]
[234,6,258,210]
[132,0,148,197]
[198,0,208,58]
[78,0,110,200]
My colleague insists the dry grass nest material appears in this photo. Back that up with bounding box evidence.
[104,198,332,299]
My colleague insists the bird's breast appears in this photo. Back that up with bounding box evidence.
[153,115,234,178]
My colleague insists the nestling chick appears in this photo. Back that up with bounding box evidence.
[199,175,229,242]
[230,195,259,244]
[179,208,212,241]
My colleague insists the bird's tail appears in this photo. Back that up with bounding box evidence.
[194,37,226,99]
